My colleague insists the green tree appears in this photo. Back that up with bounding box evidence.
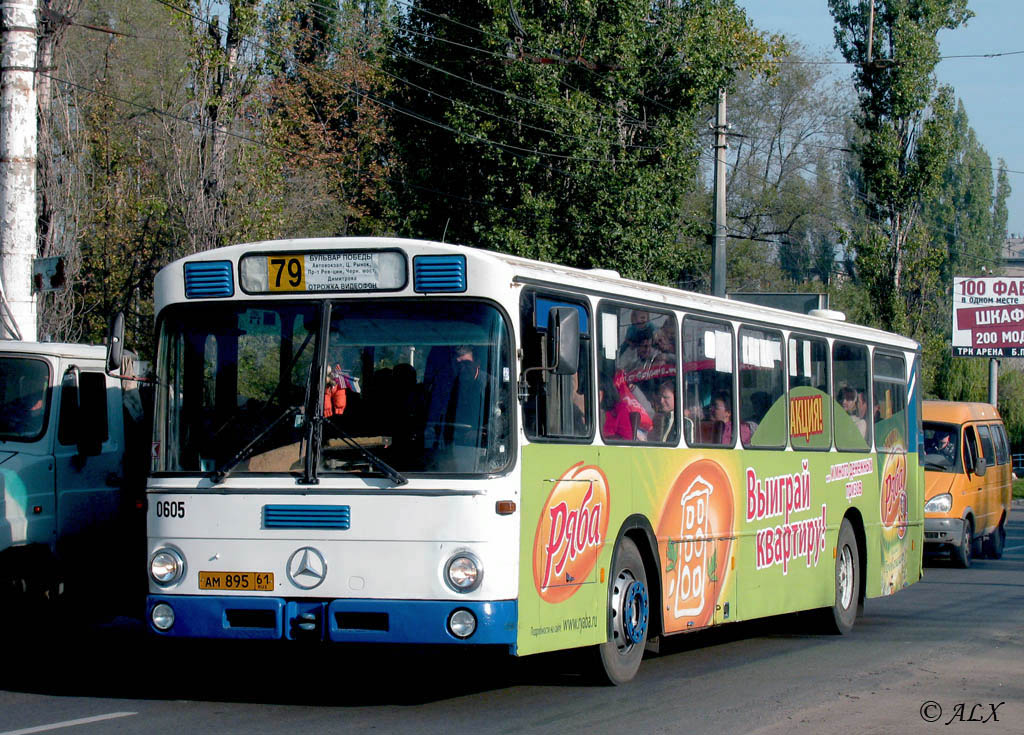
[829,0,972,333]
[726,43,848,289]
[266,0,399,236]
[391,1,780,284]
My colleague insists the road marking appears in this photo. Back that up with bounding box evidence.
[1002,543,1024,552]
[0,712,137,735]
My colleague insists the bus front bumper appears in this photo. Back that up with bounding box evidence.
[924,517,967,547]
[147,595,517,646]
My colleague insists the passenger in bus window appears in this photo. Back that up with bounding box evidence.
[651,381,676,443]
[600,371,652,440]
[618,322,657,377]
[711,392,750,445]
[856,389,869,427]
[653,323,677,368]
[839,386,867,439]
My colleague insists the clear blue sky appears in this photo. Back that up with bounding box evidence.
[739,0,1024,237]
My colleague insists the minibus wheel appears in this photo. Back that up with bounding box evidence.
[593,536,649,685]
[984,522,1005,559]
[954,519,973,568]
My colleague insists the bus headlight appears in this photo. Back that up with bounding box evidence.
[924,493,952,513]
[150,547,186,586]
[448,609,477,639]
[151,603,175,631]
[444,551,482,593]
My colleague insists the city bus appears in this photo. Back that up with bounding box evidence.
[126,237,923,684]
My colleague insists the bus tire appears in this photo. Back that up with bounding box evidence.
[593,536,649,685]
[821,518,859,635]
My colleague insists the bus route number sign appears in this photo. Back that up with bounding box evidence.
[264,252,399,293]
[952,276,1024,357]
[268,256,307,292]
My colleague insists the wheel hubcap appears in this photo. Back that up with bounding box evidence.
[610,569,649,653]
[838,545,854,610]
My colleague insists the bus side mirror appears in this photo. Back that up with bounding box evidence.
[547,307,579,376]
[106,312,125,375]
[974,456,987,477]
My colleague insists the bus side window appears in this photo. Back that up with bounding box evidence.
[520,292,592,441]
[598,303,676,444]
[738,326,784,448]
[833,341,870,451]
[872,352,907,452]
[682,317,734,447]
[787,334,831,450]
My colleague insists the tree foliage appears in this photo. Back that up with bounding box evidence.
[23,0,1024,450]
[725,45,849,291]
[390,0,781,284]
[829,0,971,333]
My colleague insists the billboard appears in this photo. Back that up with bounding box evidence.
[952,276,1024,357]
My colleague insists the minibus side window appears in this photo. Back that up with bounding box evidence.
[993,424,1009,465]
[977,424,995,465]
[963,426,980,473]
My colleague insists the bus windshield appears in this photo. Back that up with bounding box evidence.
[154,300,512,478]
[319,301,512,476]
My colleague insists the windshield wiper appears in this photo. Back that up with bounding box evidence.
[209,406,301,484]
[319,419,408,486]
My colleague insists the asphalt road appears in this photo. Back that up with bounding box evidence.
[2,510,1022,735]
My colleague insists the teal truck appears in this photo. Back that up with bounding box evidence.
[0,341,147,613]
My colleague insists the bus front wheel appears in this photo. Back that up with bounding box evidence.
[593,536,649,685]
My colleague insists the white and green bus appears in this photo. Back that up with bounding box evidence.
[132,237,922,684]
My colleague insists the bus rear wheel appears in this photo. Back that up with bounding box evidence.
[593,536,649,685]
[820,518,859,634]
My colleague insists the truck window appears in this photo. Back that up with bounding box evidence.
[58,372,109,447]
[0,357,51,440]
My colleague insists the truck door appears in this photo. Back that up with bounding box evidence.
[53,367,124,562]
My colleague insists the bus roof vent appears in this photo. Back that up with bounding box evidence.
[809,308,846,322]
[184,260,234,299]
[414,255,467,293]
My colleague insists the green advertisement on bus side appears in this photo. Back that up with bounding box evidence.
[516,435,921,657]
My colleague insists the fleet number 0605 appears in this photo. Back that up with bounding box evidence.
[155,500,186,518]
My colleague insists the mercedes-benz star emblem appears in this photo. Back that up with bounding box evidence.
[286,546,327,590]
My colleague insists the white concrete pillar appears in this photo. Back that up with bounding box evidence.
[1,0,38,341]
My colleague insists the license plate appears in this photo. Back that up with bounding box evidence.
[198,571,274,591]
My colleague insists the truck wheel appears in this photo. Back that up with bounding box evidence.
[593,536,649,685]
[984,521,1006,560]
[953,519,973,568]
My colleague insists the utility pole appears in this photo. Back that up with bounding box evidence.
[711,88,727,298]
[1,0,39,341]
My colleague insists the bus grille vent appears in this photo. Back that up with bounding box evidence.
[184,260,234,298]
[413,255,466,293]
[263,504,351,530]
